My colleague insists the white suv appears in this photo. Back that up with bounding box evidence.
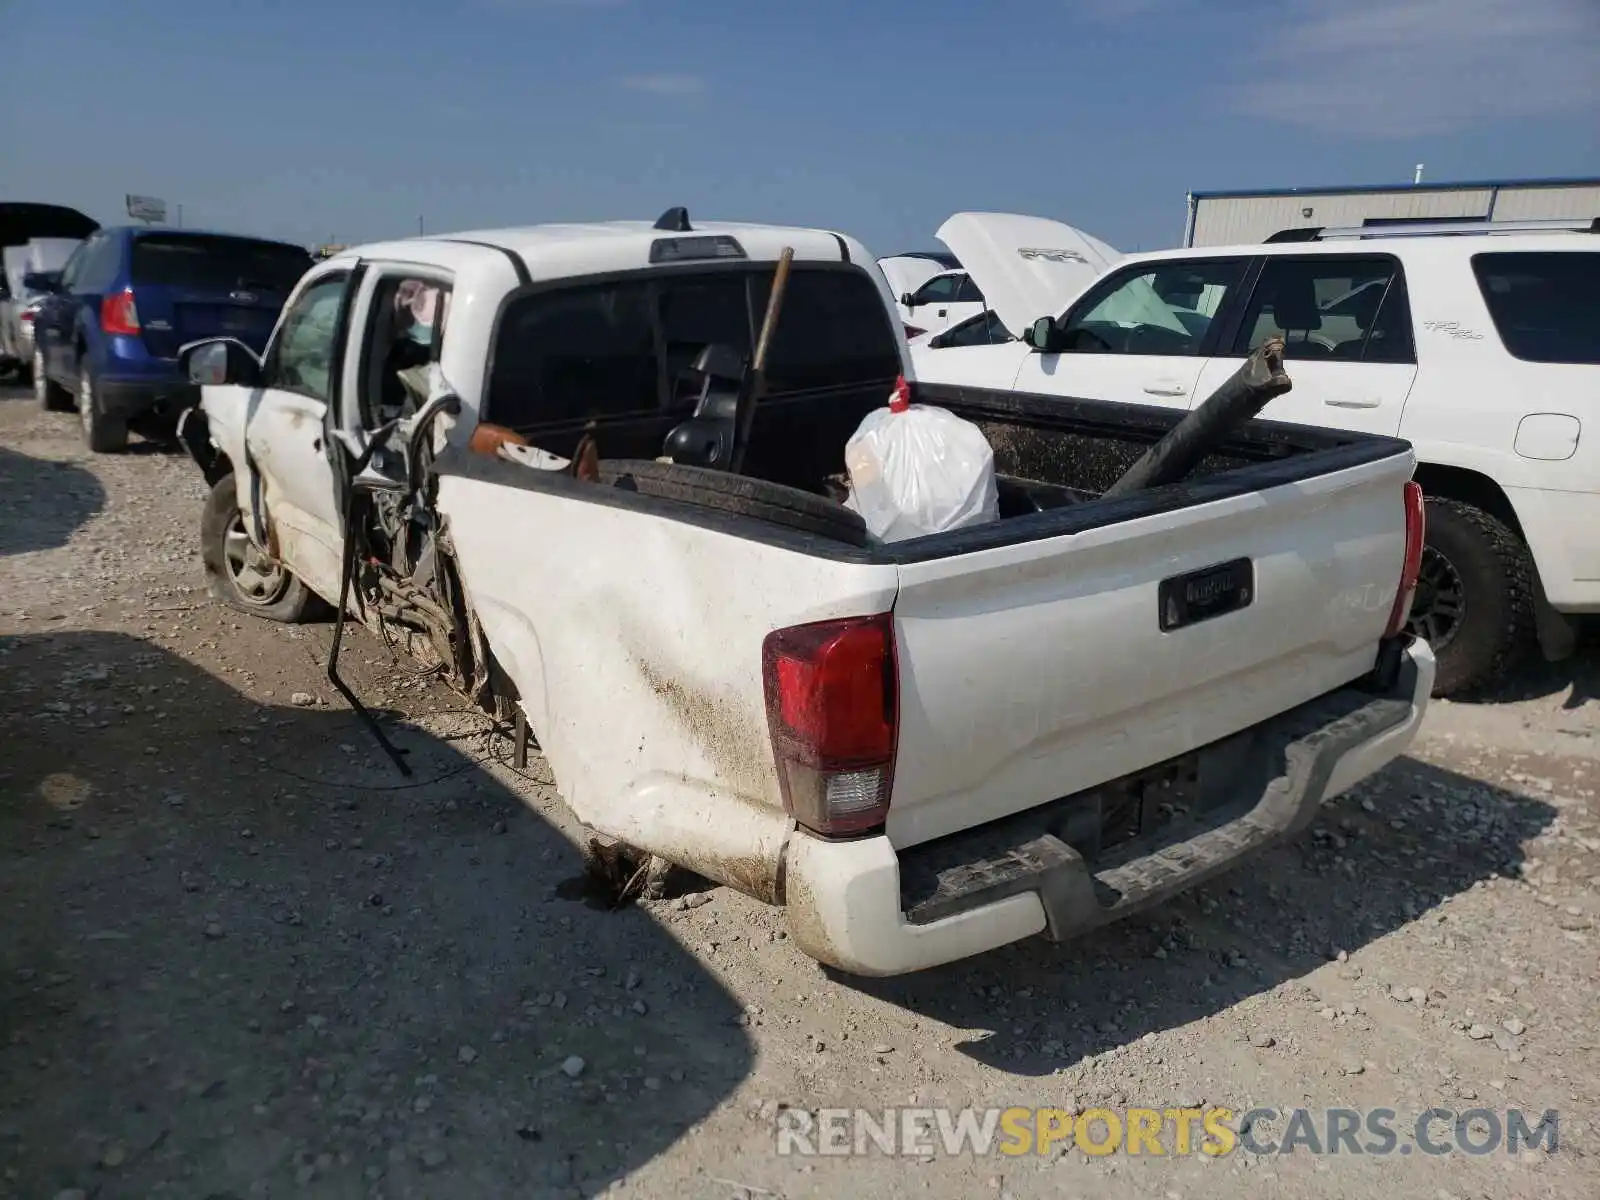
[911,217,1600,696]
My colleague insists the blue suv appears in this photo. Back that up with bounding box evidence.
[29,226,312,451]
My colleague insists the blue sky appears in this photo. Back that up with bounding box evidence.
[5,0,1597,255]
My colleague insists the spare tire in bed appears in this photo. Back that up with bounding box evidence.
[597,460,870,548]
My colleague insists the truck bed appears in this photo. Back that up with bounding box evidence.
[870,380,1409,563]
[464,378,1412,563]
[438,378,1416,862]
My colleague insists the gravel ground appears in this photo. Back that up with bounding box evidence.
[2,388,1596,1200]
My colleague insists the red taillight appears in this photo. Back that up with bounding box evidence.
[19,309,34,323]
[762,612,898,837]
[1384,481,1426,638]
[100,288,140,336]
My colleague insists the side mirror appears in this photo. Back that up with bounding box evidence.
[179,337,262,387]
[1025,317,1060,352]
[22,271,61,294]
[900,292,916,308]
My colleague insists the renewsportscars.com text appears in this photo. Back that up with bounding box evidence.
[773,1106,1560,1159]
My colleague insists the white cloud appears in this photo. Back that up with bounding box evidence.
[1228,0,1600,136]
[619,73,706,97]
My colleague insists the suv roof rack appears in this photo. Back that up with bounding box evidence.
[1265,217,1600,243]
[1263,227,1323,243]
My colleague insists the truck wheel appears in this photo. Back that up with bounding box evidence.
[598,460,871,547]
[34,349,71,412]
[78,363,128,453]
[1407,497,1535,697]
[201,474,325,623]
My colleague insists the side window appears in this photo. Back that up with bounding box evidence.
[263,274,349,401]
[360,274,453,426]
[1233,256,1414,364]
[1059,259,1247,356]
[1360,272,1416,365]
[1472,251,1600,365]
[953,274,985,303]
[57,240,93,291]
[911,274,961,305]
[75,237,121,294]
[936,310,1015,348]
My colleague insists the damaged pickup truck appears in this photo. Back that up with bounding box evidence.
[173,210,1433,976]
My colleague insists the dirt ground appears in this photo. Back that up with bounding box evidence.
[2,390,1596,1200]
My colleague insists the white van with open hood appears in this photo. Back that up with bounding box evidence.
[878,252,959,309]
[908,212,1120,364]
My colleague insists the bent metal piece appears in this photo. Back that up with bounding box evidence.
[1102,337,1291,500]
[328,418,414,776]
[468,422,528,457]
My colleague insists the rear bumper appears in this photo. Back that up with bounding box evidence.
[94,334,197,420]
[98,377,199,420]
[782,638,1435,977]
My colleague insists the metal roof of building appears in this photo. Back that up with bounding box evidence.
[1188,176,1600,201]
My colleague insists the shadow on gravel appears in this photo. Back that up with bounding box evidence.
[0,446,105,556]
[0,631,752,1198]
[1453,639,1600,711]
[119,438,187,458]
[123,414,187,456]
[849,757,1556,1078]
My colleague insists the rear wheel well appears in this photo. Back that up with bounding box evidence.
[1412,464,1525,543]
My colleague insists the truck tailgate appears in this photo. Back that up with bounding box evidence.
[888,450,1415,848]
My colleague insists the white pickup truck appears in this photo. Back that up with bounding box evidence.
[173,211,1433,977]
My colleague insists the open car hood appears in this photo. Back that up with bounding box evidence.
[0,203,99,248]
[877,255,949,301]
[935,212,1120,335]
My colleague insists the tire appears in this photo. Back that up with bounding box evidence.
[34,349,71,412]
[77,362,128,453]
[200,473,324,623]
[597,459,871,547]
[1407,497,1535,697]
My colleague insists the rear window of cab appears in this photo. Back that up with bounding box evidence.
[486,266,901,430]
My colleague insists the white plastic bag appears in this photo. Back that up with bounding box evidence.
[843,378,1000,543]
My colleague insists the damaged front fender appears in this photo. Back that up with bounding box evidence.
[176,405,229,487]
